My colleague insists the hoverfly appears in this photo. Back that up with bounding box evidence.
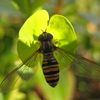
[0,31,100,92]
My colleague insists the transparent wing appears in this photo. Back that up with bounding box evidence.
[54,48,100,80]
[53,48,73,70]
[71,55,100,80]
[0,51,43,93]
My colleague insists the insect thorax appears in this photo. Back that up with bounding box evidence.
[38,32,56,53]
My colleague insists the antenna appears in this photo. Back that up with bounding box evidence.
[41,28,47,33]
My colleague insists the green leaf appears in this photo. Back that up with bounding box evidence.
[13,0,31,16]
[47,15,77,52]
[30,0,45,13]
[0,92,4,100]
[12,0,45,17]
[17,9,49,62]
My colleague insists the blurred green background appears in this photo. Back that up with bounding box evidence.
[0,0,100,100]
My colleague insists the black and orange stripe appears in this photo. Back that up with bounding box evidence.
[42,52,59,87]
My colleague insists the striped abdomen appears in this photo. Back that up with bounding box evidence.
[42,52,59,87]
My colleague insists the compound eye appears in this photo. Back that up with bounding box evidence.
[38,32,53,41]
[38,35,44,41]
[47,33,53,40]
